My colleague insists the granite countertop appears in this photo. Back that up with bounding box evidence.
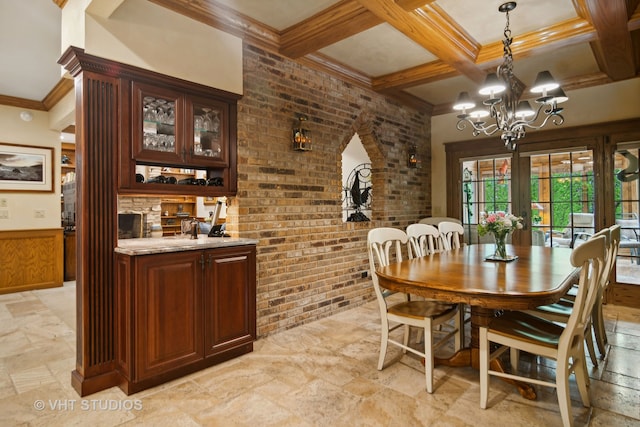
[115,235,258,255]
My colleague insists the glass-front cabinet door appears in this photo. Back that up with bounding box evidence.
[187,97,229,167]
[132,82,184,164]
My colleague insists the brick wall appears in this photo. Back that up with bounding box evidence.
[117,196,162,233]
[231,44,432,336]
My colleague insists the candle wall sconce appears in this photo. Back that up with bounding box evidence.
[408,145,421,168]
[293,115,312,151]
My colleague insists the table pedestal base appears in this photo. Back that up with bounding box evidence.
[432,306,537,400]
[434,349,536,400]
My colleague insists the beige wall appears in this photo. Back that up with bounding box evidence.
[431,78,640,217]
[0,105,62,231]
[74,0,243,95]
[34,0,244,234]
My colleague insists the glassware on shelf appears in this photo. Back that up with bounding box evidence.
[194,115,204,130]
[166,102,175,125]
[211,111,220,132]
[141,95,177,152]
[143,97,156,122]
[202,108,213,132]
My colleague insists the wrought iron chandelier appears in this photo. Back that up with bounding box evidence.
[452,2,568,151]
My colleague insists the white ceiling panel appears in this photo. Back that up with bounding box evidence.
[436,0,579,45]
[319,23,438,78]
[213,0,341,31]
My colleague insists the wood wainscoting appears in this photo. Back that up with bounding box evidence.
[0,228,63,294]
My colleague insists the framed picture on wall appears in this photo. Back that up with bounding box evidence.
[0,143,54,192]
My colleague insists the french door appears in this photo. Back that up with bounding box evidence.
[461,156,514,245]
[612,143,640,287]
[460,148,596,248]
[445,119,640,308]
[526,149,595,249]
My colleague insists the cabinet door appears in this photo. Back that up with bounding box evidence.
[186,96,230,168]
[204,246,256,356]
[132,82,185,165]
[134,251,204,380]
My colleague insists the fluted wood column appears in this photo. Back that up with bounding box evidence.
[60,47,120,395]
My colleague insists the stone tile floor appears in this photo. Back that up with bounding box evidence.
[0,282,639,426]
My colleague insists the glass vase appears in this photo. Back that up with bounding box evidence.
[493,232,508,259]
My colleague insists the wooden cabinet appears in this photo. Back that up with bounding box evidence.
[133,82,184,165]
[133,251,204,380]
[115,244,256,394]
[59,47,241,397]
[120,73,239,197]
[187,95,230,168]
[204,246,256,356]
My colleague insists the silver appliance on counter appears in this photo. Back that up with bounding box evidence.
[118,211,147,239]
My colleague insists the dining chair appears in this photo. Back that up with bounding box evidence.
[406,223,466,349]
[592,224,620,355]
[512,228,611,371]
[367,227,462,393]
[564,225,621,355]
[438,221,465,250]
[479,234,606,427]
[406,223,442,257]
[523,227,617,365]
[418,217,462,226]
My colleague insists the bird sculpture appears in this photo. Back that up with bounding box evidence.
[351,170,362,208]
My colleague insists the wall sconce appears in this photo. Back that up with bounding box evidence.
[292,115,312,151]
[408,145,421,168]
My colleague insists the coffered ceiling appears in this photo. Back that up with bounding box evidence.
[2,0,639,116]
[151,0,640,114]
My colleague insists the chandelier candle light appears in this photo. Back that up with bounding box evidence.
[478,212,523,261]
[453,2,568,151]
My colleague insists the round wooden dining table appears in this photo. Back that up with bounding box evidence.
[375,243,580,400]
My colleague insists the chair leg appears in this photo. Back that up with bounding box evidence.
[556,361,574,427]
[593,303,607,356]
[402,324,410,353]
[585,324,598,367]
[573,350,591,408]
[510,348,520,372]
[378,323,390,370]
[479,327,489,409]
[424,321,434,393]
